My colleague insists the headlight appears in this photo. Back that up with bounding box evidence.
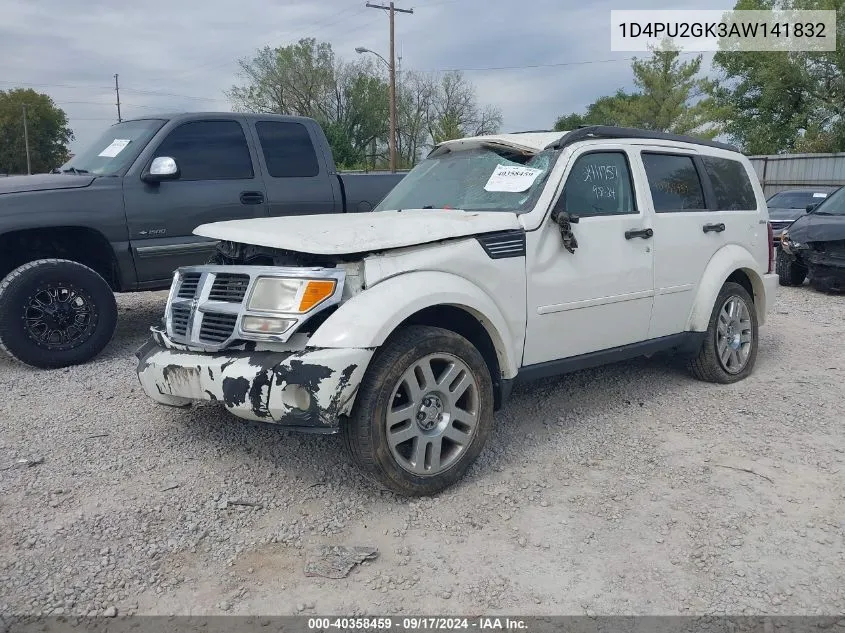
[247,277,337,314]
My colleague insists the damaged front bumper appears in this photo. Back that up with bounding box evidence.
[135,327,373,432]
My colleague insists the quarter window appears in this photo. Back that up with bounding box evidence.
[560,152,637,216]
[152,120,253,181]
[642,153,706,212]
[701,156,757,210]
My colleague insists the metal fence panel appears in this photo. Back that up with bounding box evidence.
[748,153,845,197]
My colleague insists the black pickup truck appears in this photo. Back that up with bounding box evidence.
[0,112,404,369]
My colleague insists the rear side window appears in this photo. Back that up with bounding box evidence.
[642,153,706,212]
[701,156,757,210]
[153,120,253,181]
[255,121,320,178]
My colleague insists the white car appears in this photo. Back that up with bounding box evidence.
[136,126,779,496]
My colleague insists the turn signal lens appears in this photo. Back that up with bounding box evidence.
[298,280,336,312]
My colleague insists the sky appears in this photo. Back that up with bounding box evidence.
[1,0,722,156]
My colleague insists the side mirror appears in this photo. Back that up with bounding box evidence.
[806,202,819,213]
[550,199,579,254]
[141,156,180,183]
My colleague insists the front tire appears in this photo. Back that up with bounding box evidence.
[776,248,807,286]
[342,325,494,496]
[687,281,758,384]
[0,259,118,369]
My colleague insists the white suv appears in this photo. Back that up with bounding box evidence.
[136,126,779,496]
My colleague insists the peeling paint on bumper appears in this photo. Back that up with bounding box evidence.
[135,327,374,431]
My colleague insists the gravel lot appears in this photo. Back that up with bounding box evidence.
[1,285,843,617]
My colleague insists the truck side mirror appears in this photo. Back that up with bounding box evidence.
[550,196,579,254]
[141,156,180,183]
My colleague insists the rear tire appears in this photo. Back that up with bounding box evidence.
[0,259,117,369]
[687,282,758,384]
[342,325,494,496]
[777,248,807,286]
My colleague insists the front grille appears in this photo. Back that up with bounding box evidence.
[171,305,191,337]
[199,312,238,343]
[208,273,250,303]
[177,273,201,299]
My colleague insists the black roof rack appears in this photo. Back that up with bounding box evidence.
[506,129,555,134]
[545,125,740,153]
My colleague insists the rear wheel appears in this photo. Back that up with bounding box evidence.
[776,248,807,286]
[342,325,494,496]
[0,259,117,369]
[687,282,758,384]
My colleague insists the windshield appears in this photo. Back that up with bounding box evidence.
[374,145,561,213]
[767,190,826,208]
[59,119,166,176]
[809,186,845,215]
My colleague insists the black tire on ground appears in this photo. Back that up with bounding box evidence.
[776,248,807,286]
[342,325,494,496]
[0,259,118,369]
[687,281,759,384]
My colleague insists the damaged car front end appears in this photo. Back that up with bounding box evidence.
[777,186,845,292]
[136,258,373,432]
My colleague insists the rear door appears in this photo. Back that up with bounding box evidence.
[644,149,762,337]
[124,117,268,285]
[248,119,340,217]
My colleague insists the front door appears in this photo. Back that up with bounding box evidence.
[523,147,655,366]
[124,117,268,285]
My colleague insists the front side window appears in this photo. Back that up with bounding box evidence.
[642,153,706,212]
[560,151,637,216]
[701,156,757,210]
[153,120,253,181]
[374,145,560,213]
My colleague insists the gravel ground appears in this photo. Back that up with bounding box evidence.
[1,285,843,617]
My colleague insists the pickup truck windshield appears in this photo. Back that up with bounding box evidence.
[810,186,845,215]
[374,145,560,213]
[58,119,166,176]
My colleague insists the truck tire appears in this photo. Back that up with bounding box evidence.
[776,248,807,286]
[0,259,118,369]
[687,281,758,384]
[342,325,494,496]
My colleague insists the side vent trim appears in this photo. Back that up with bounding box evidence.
[476,230,527,260]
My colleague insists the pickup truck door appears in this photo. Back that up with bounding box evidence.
[123,117,268,285]
[246,119,342,217]
[522,146,655,365]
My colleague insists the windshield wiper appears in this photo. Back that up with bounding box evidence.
[58,167,90,174]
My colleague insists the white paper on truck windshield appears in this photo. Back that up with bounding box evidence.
[484,164,544,193]
[98,139,131,158]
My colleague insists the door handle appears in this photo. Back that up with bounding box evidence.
[703,222,726,234]
[624,228,653,240]
[240,191,264,205]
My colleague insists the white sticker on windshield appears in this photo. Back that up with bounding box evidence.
[98,139,131,158]
[813,192,827,198]
[484,164,544,193]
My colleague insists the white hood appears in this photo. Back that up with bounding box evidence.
[194,209,522,255]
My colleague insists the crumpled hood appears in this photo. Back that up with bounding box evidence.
[0,173,96,195]
[194,209,522,255]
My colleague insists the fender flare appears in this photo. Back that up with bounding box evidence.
[307,270,520,379]
[686,244,768,331]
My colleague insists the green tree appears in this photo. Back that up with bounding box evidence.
[0,88,73,174]
[711,0,845,153]
[427,71,502,145]
[553,49,721,139]
[227,38,388,168]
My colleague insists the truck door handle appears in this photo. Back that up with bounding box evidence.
[625,228,653,240]
[240,191,264,205]
[703,222,725,233]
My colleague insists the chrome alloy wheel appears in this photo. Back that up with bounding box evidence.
[384,353,480,475]
[716,295,753,374]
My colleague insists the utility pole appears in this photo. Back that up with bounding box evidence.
[114,73,122,122]
[365,1,413,173]
[22,104,31,175]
